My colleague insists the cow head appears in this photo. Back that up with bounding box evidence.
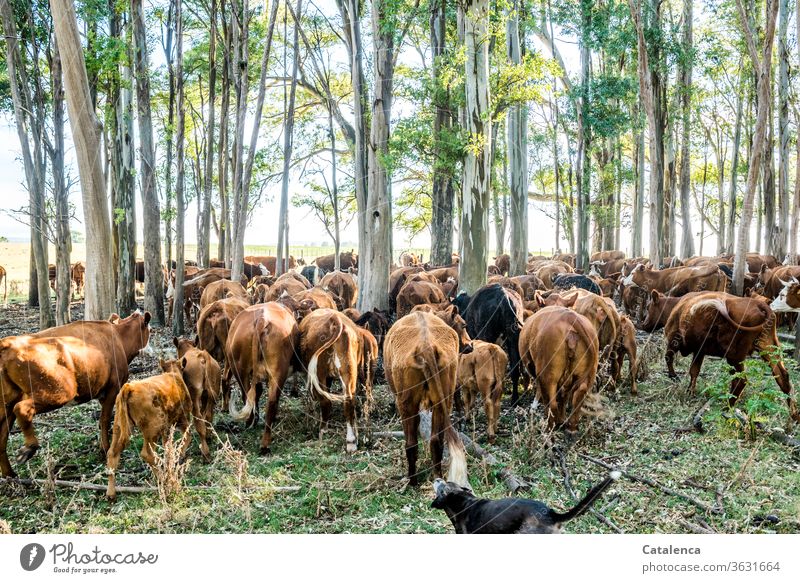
[435,305,473,354]
[160,358,183,374]
[770,277,800,312]
[112,311,153,359]
[258,263,271,276]
[639,289,664,331]
[621,263,644,287]
[588,262,604,278]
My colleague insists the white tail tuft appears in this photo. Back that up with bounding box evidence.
[609,470,621,480]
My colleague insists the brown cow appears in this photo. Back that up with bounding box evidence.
[611,315,638,395]
[509,274,545,301]
[552,253,576,268]
[0,265,7,304]
[384,311,469,486]
[172,337,222,461]
[265,276,308,302]
[251,283,271,305]
[457,340,508,443]
[622,263,725,295]
[320,271,358,309]
[351,309,392,351]
[639,290,701,331]
[226,302,300,453]
[664,292,798,423]
[533,261,573,289]
[396,280,447,317]
[199,279,248,308]
[389,266,425,312]
[196,296,248,371]
[244,255,297,274]
[537,289,618,355]
[400,251,421,266]
[293,287,339,311]
[493,254,510,276]
[591,250,625,262]
[519,306,599,433]
[0,312,152,477]
[105,363,192,500]
[314,250,357,272]
[71,261,86,297]
[298,309,363,452]
[758,265,800,299]
[487,276,525,298]
[588,259,626,278]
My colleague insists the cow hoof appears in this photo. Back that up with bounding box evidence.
[259,446,272,456]
[16,444,39,464]
[346,442,357,454]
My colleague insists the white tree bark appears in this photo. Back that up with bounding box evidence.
[507,0,528,276]
[459,0,491,294]
[51,0,114,320]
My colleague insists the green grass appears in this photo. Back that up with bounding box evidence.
[1,324,800,534]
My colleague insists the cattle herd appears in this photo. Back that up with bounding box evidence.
[1,247,799,532]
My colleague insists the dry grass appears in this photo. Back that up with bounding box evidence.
[152,428,192,504]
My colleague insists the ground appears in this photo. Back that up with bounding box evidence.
[0,300,799,534]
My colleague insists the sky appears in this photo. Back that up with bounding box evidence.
[0,1,725,259]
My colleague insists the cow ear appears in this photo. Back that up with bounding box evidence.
[651,289,660,301]
[109,313,121,324]
[143,311,152,325]
[181,357,188,370]
[173,337,180,348]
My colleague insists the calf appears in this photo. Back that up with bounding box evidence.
[0,312,152,477]
[293,287,339,311]
[105,363,193,500]
[172,337,222,461]
[611,315,638,395]
[71,261,85,297]
[457,340,508,443]
[313,250,358,272]
[639,290,701,332]
[453,283,525,404]
[519,306,599,433]
[493,254,510,275]
[298,309,363,452]
[664,292,798,423]
[384,311,469,486]
[431,472,619,534]
[226,302,300,453]
[352,309,391,351]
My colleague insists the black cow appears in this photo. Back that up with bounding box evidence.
[552,273,602,296]
[301,265,328,286]
[453,283,524,404]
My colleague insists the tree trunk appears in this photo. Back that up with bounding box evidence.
[277,0,302,276]
[632,127,644,257]
[429,0,455,267]
[726,68,745,255]
[763,102,776,254]
[198,0,217,268]
[678,0,695,258]
[172,0,186,336]
[359,0,394,311]
[732,0,779,295]
[110,2,136,317]
[50,34,71,326]
[777,0,789,261]
[791,0,800,266]
[458,0,491,293]
[575,0,592,270]
[51,0,114,320]
[507,0,528,275]
[132,0,166,324]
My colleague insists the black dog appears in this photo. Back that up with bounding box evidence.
[431,472,620,533]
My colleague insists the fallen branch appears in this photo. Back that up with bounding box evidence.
[768,428,800,451]
[577,453,722,515]
[676,518,715,534]
[0,477,301,494]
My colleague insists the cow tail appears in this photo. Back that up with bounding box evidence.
[416,347,469,487]
[112,385,134,452]
[504,292,524,332]
[308,319,348,403]
[550,471,621,524]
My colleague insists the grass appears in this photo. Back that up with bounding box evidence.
[1,305,799,534]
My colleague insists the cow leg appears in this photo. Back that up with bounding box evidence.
[401,411,420,486]
[140,438,157,469]
[259,374,286,455]
[687,354,705,394]
[194,396,211,462]
[0,403,16,477]
[430,405,449,480]
[105,424,129,500]
[221,367,232,411]
[507,339,522,406]
[485,389,498,444]
[566,382,591,432]
[12,399,39,463]
[759,351,800,423]
[727,360,746,408]
[342,361,359,454]
[665,334,681,379]
[98,392,116,455]
[317,391,333,440]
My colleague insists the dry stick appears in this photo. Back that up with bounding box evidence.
[558,448,623,533]
[676,518,715,534]
[0,477,300,494]
[577,453,723,515]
